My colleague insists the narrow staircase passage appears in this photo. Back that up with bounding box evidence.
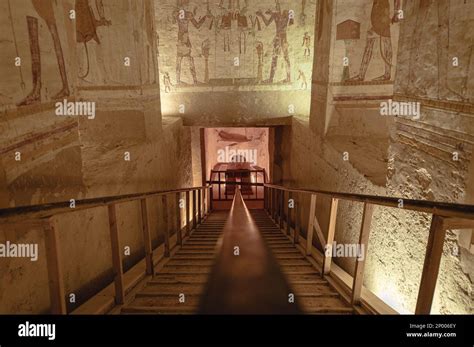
[121,203,353,314]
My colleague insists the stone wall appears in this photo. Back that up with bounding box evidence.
[280,0,473,314]
[0,0,195,313]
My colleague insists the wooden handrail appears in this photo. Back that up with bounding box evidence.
[0,184,212,314]
[199,189,301,314]
[0,185,211,219]
[265,184,474,315]
[265,184,474,220]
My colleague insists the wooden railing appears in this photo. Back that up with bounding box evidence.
[199,188,301,314]
[0,185,212,314]
[263,184,474,315]
[208,169,266,201]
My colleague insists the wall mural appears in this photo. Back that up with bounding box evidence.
[395,0,474,102]
[16,0,71,106]
[333,0,401,85]
[155,0,317,92]
[346,0,401,83]
[0,0,159,112]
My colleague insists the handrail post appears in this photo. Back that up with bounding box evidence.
[351,202,374,305]
[279,189,284,230]
[287,191,292,235]
[415,215,446,314]
[176,192,182,246]
[203,187,206,216]
[198,188,202,224]
[161,195,171,257]
[43,218,67,314]
[140,198,154,275]
[263,186,267,210]
[209,186,213,212]
[294,198,300,245]
[192,190,197,230]
[323,198,339,276]
[268,188,272,215]
[306,194,317,255]
[108,204,125,304]
[273,189,278,221]
[186,190,191,236]
[276,189,281,226]
[218,172,221,200]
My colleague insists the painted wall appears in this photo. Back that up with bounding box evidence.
[0,0,194,313]
[155,0,317,124]
[281,0,473,314]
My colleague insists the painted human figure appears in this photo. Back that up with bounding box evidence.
[255,41,264,83]
[218,0,233,52]
[174,0,209,85]
[202,39,211,83]
[234,0,249,54]
[300,0,307,26]
[18,0,70,106]
[144,0,157,83]
[163,72,172,93]
[297,69,307,89]
[257,0,294,83]
[75,0,111,81]
[302,32,311,59]
[347,0,401,82]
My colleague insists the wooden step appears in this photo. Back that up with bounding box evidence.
[265,240,293,245]
[161,265,212,274]
[173,254,216,259]
[121,306,197,314]
[180,245,217,250]
[291,283,340,295]
[149,274,210,284]
[274,259,310,266]
[270,248,302,254]
[141,283,204,295]
[273,253,305,259]
[131,293,201,307]
[188,234,220,238]
[266,244,298,249]
[184,241,219,246]
[281,265,317,274]
[297,296,352,313]
[167,259,214,266]
[175,250,215,255]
